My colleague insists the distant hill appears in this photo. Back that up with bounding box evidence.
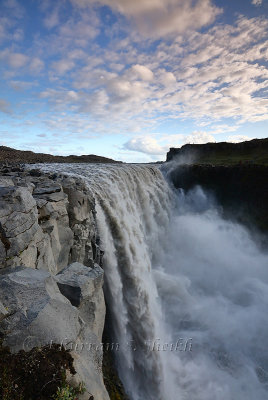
[0,146,122,164]
[166,138,268,165]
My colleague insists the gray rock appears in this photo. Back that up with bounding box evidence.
[0,300,8,322]
[0,266,78,351]
[33,183,62,195]
[0,172,99,272]
[37,193,74,272]
[62,177,97,267]
[0,186,39,265]
[0,170,109,400]
[34,190,67,203]
[0,177,14,186]
[56,262,105,340]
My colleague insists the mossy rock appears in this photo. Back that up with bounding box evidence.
[0,342,78,400]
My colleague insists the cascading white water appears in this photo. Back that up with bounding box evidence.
[38,163,268,400]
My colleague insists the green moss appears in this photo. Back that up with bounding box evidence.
[102,341,129,400]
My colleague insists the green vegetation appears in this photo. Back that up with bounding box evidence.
[53,382,86,400]
[0,341,87,400]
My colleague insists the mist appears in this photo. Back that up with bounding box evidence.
[153,185,268,400]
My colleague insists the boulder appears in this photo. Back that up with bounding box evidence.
[0,266,109,400]
[33,182,62,195]
[56,262,105,341]
[0,266,79,351]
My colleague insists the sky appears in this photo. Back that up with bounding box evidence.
[0,0,267,162]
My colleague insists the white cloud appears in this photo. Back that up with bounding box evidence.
[158,70,176,86]
[44,8,59,29]
[72,0,222,38]
[131,65,154,81]
[227,135,253,143]
[59,15,99,45]
[184,131,216,144]
[206,124,240,134]
[51,59,75,74]
[123,131,217,156]
[30,57,44,73]
[1,1,267,146]
[123,137,166,155]
[30,14,268,135]
[252,0,262,6]
[6,51,28,68]
[3,0,24,19]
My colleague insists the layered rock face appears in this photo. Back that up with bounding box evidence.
[0,165,109,400]
[0,169,102,272]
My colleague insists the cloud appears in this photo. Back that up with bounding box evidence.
[0,99,11,114]
[1,0,267,149]
[123,131,217,156]
[58,15,99,46]
[31,14,268,136]
[44,8,59,29]
[7,51,28,68]
[10,80,35,91]
[252,0,262,6]
[227,135,253,143]
[0,49,28,69]
[184,131,216,144]
[131,65,154,81]
[3,0,24,19]
[72,0,222,37]
[30,57,44,73]
[123,137,166,155]
[51,59,75,74]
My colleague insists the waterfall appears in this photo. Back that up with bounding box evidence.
[91,165,173,400]
[39,163,268,400]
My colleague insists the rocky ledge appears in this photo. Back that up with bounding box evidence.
[0,164,109,400]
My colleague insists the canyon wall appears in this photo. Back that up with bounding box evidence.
[163,162,268,235]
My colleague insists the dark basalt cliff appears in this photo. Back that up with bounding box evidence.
[165,164,268,232]
[165,138,268,234]
[166,138,268,165]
